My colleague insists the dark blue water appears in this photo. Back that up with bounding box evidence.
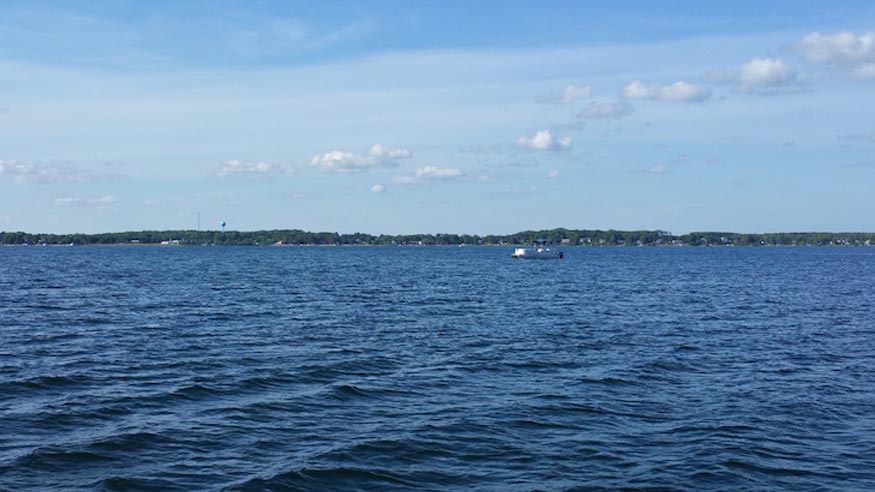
[1,246,874,491]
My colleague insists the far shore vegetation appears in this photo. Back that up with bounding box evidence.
[2,229,875,247]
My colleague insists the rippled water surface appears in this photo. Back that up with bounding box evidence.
[2,246,875,491]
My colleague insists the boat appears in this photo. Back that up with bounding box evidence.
[512,239,564,259]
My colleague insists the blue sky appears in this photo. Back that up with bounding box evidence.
[1,1,874,234]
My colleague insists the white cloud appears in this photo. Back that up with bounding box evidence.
[370,184,385,193]
[622,81,653,99]
[797,31,875,81]
[310,144,411,173]
[737,58,797,92]
[368,143,412,160]
[547,169,560,178]
[648,164,668,173]
[577,100,633,119]
[622,80,709,102]
[393,166,465,185]
[536,83,592,104]
[798,31,875,64]
[55,195,117,206]
[217,160,273,177]
[515,129,572,151]
[709,58,797,94]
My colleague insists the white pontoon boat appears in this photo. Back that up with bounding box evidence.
[512,240,564,259]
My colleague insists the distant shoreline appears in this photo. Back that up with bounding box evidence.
[2,229,874,247]
[2,243,873,249]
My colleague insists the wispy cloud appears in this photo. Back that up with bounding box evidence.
[839,160,875,169]
[370,184,385,193]
[493,185,540,196]
[229,16,375,58]
[55,195,117,206]
[536,83,592,104]
[577,100,634,119]
[286,191,315,200]
[622,80,709,102]
[393,166,464,185]
[851,63,875,80]
[310,144,411,173]
[459,144,504,155]
[217,160,273,177]
[486,155,541,168]
[0,160,88,184]
[840,132,875,143]
[516,129,572,151]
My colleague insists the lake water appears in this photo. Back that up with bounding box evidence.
[1,246,874,491]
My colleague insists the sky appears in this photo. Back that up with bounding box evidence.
[1,1,874,235]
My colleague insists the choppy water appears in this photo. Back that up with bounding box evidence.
[1,246,874,491]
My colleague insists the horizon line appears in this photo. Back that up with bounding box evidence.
[4,228,875,236]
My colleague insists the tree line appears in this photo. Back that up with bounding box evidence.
[2,228,875,246]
